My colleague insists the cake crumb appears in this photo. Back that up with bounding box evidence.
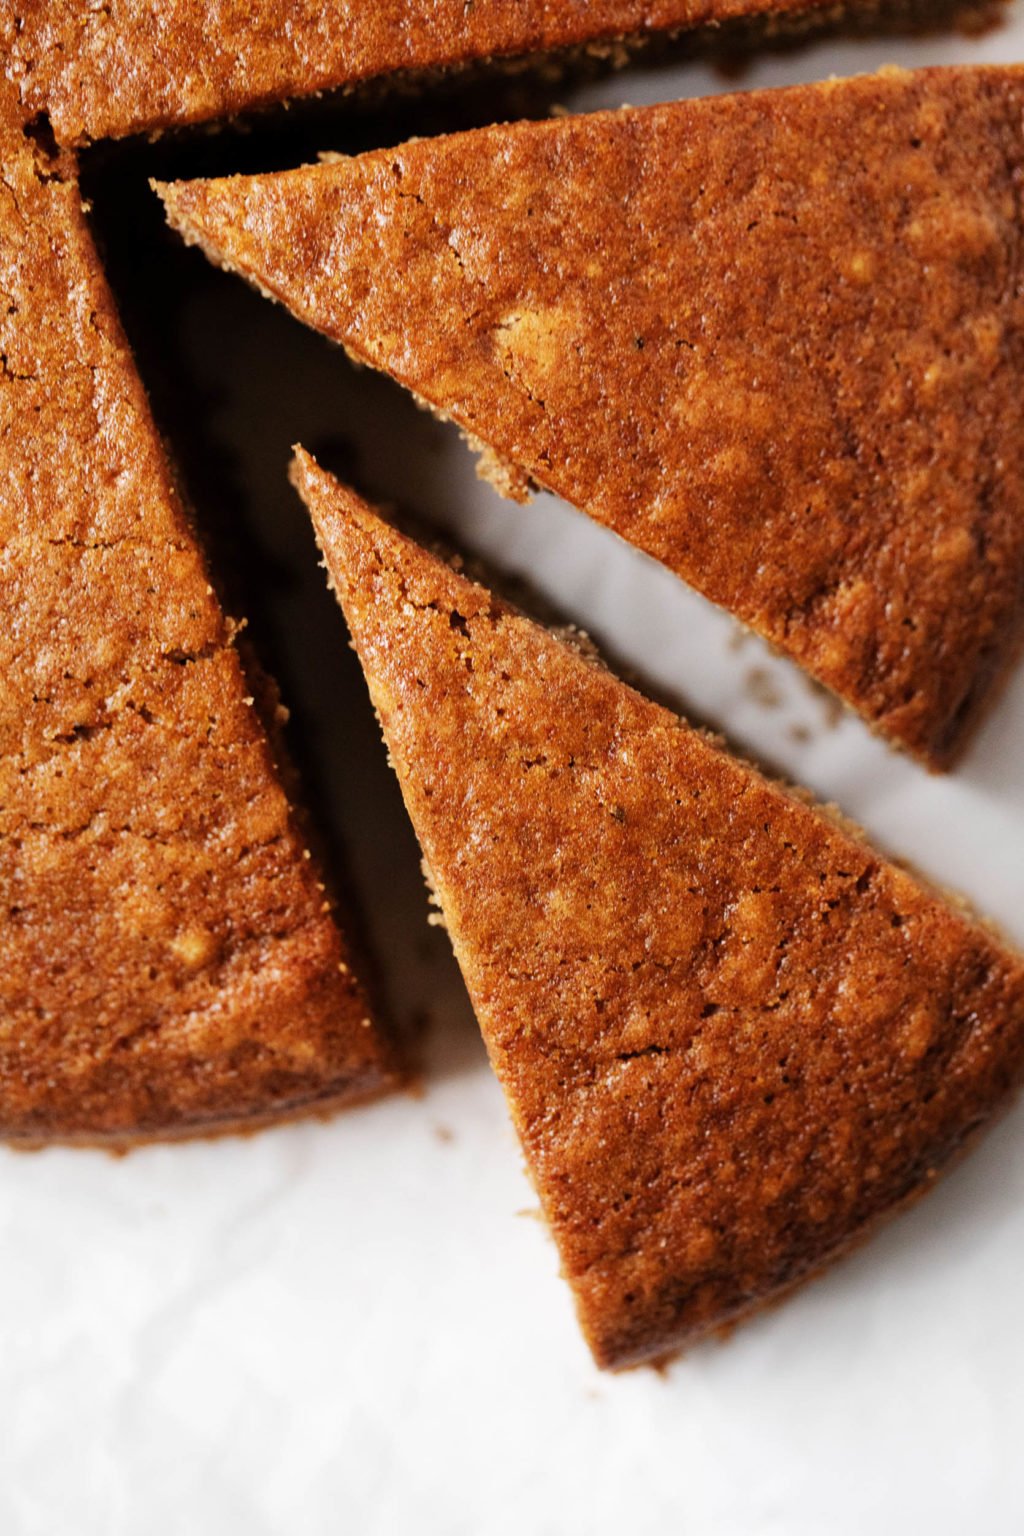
[169,929,216,968]
[744,666,783,709]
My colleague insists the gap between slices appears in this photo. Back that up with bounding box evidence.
[291,447,1024,1369]
[157,63,1024,770]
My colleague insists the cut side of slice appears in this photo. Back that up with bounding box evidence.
[161,65,1024,768]
[7,0,914,147]
[0,84,397,1144]
[293,449,1024,1369]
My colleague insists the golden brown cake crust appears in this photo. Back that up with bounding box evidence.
[294,451,1024,1369]
[8,0,837,146]
[163,66,1024,768]
[0,85,397,1143]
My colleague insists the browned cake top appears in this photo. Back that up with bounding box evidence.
[7,0,823,146]
[0,85,395,1143]
[295,451,1024,1369]
[163,66,1024,768]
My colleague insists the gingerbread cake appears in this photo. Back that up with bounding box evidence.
[293,450,1024,1369]
[0,85,397,1144]
[8,0,888,147]
[161,65,1024,768]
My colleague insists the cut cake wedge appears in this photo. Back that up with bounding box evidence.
[0,85,397,1144]
[8,0,911,147]
[294,448,1024,1368]
[161,65,1024,768]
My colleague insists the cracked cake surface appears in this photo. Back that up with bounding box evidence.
[9,0,854,146]
[294,450,1024,1368]
[0,84,396,1143]
[161,65,1024,768]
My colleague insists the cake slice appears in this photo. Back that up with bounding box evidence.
[160,65,1024,769]
[0,84,397,1143]
[293,449,1024,1369]
[7,0,906,148]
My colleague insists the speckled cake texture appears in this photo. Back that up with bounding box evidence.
[161,65,1024,769]
[0,85,397,1144]
[294,451,1024,1369]
[7,0,879,146]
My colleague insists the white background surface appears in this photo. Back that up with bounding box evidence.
[4,12,1024,1533]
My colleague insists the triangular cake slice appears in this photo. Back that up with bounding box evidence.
[11,0,881,147]
[293,449,1024,1369]
[0,85,397,1143]
[161,65,1024,768]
